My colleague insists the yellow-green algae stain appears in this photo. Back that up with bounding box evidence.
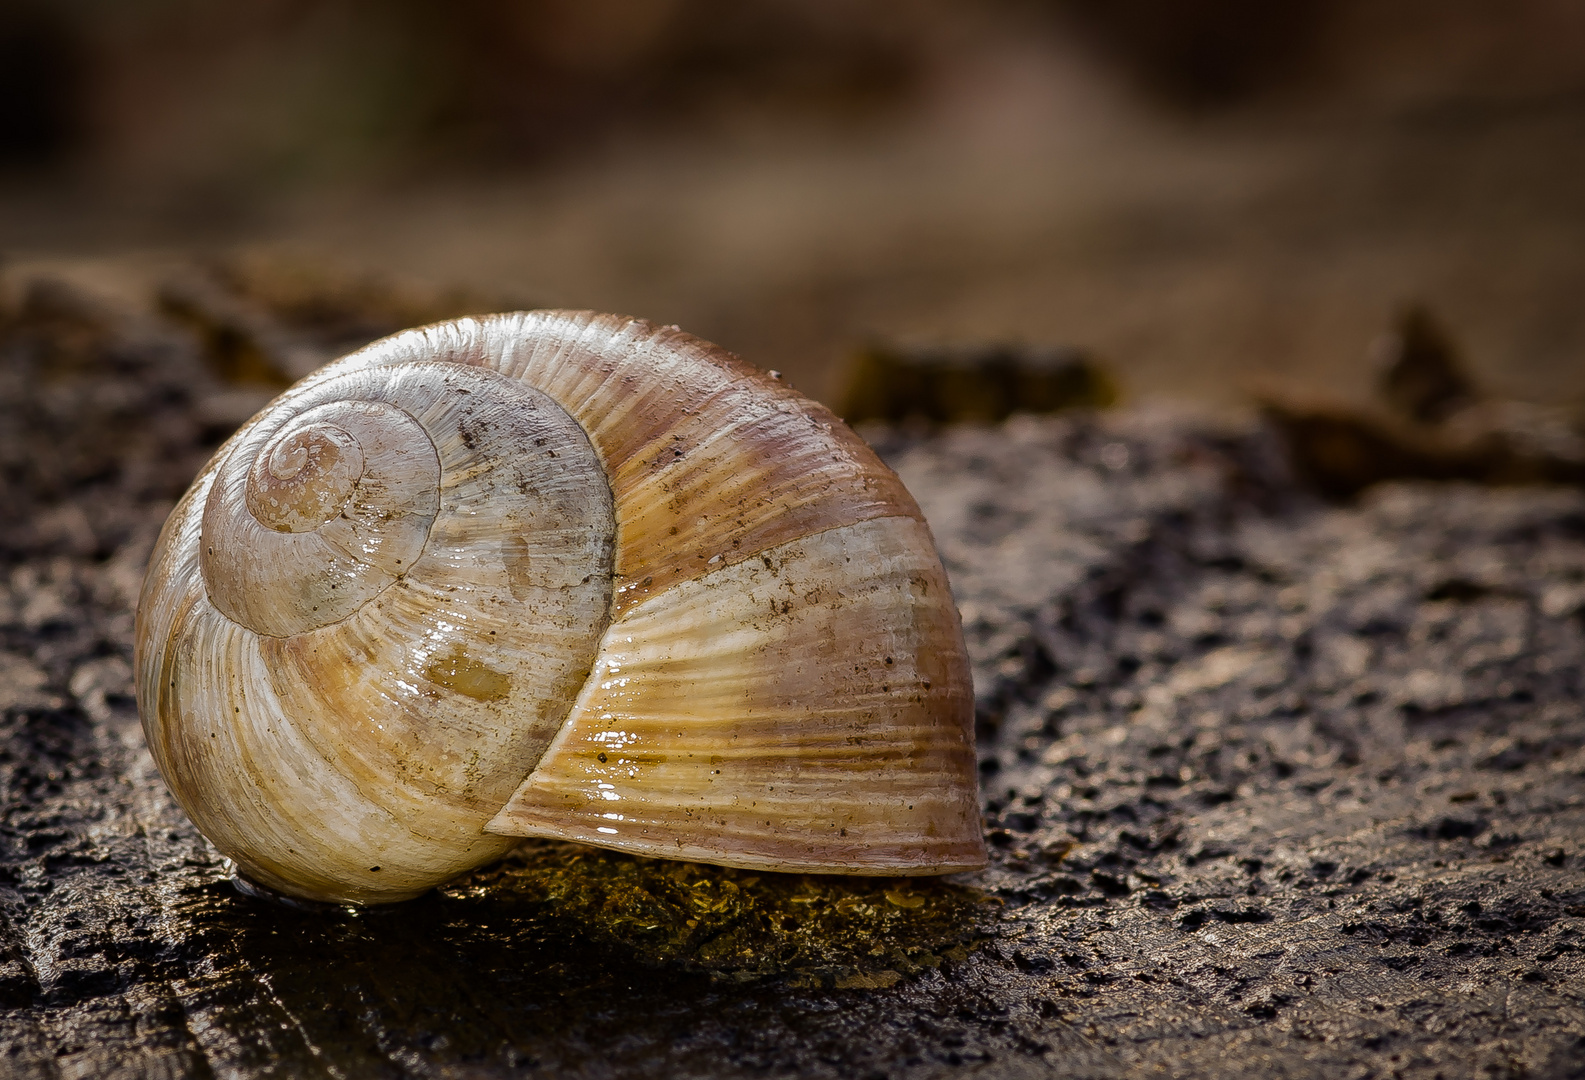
[425,645,512,702]
[441,841,992,987]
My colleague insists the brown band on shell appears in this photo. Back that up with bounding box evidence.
[486,516,986,876]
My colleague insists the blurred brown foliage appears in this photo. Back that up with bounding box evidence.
[6,0,1585,187]
[1046,0,1585,108]
[0,0,932,188]
[1264,305,1585,500]
[839,342,1116,425]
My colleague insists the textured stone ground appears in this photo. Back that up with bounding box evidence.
[1,286,1582,1078]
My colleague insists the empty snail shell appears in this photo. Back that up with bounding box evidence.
[134,311,985,905]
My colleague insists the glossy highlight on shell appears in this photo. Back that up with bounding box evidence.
[134,311,985,904]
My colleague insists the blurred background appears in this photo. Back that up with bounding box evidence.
[2,0,1584,409]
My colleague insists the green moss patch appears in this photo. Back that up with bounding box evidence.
[439,841,991,986]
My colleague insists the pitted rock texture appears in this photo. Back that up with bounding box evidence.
[1,292,1583,1079]
[881,416,1585,1078]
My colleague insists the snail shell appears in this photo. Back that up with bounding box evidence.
[135,311,985,905]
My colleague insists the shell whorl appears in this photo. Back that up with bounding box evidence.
[136,311,984,904]
[202,394,440,636]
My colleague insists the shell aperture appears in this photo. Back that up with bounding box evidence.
[136,312,985,904]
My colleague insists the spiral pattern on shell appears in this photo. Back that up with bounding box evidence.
[136,311,984,904]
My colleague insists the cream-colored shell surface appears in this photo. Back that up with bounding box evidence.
[136,311,984,904]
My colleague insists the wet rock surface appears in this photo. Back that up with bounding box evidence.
[1,289,1583,1078]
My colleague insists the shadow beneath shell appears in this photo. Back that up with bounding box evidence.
[188,843,1014,1077]
[229,840,990,986]
[445,841,990,985]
